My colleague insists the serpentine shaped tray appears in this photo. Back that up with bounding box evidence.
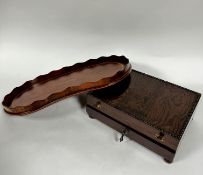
[2,55,131,115]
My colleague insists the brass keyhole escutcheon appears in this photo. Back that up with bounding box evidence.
[155,131,165,142]
[96,101,101,109]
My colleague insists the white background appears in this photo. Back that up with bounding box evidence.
[0,0,203,175]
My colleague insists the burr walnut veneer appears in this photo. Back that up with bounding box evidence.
[86,70,201,163]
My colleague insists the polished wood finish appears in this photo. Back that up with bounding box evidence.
[86,70,201,163]
[86,106,175,163]
[2,55,131,115]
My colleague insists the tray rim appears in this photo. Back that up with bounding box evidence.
[2,55,131,115]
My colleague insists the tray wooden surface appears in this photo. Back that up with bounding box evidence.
[2,55,131,115]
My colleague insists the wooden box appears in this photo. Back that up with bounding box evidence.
[86,70,201,163]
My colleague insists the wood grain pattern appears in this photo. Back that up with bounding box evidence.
[2,55,131,115]
[90,70,201,140]
[87,69,201,162]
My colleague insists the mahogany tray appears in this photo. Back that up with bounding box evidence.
[2,55,131,115]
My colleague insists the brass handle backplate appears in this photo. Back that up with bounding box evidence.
[96,101,101,109]
[155,131,165,142]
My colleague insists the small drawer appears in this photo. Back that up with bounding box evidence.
[86,95,178,151]
[86,105,175,163]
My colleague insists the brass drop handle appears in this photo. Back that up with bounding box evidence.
[120,128,129,142]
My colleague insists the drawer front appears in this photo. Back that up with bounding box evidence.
[86,105,175,161]
[87,95,179,151]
